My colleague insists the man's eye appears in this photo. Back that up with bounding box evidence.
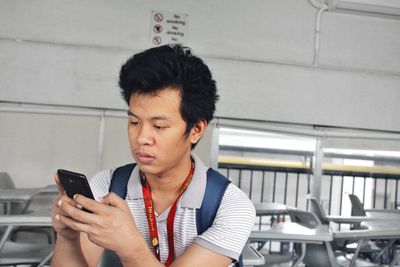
[130,121,139,126]
[154,125,165,129]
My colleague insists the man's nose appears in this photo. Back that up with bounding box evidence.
[136,124,154,146]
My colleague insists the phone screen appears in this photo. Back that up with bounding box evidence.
[57,169,95,200]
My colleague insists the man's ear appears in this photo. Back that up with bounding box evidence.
[190,119,208,145]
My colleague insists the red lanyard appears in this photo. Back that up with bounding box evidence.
[141,162,195,266]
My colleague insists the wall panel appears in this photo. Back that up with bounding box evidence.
[320,12,400,72]
[0,112,99,187]
[210,59,400,132]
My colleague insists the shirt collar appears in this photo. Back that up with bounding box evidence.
[126,154,207,209]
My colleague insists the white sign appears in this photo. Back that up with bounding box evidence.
[150,10,188,46]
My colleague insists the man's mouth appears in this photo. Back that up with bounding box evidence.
[136,152,155,164]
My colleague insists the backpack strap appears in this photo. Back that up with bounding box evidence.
[99,249,123,267]
[109,163,136,198]
[196,168,243,267]
[196,168,231,235]
[100,163,137,267]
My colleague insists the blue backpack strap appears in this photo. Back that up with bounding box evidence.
[237,255,243,267]
[99,249,123,267]
[196,168,243,267]
[101,163,136,267]
[196,168,231,235]
[109,163,136,199]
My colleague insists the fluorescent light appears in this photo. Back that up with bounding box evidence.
[219,127,316,152]
[329,0,400,16]
[324,148,400,158]
[343,158,374,166]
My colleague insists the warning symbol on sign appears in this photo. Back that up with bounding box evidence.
[153,24,163,34]
[154,13,163,23]
[152,36,162,45]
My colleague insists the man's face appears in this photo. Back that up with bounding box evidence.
[127,88,196,176]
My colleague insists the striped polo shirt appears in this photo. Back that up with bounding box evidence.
[89,154,255,266]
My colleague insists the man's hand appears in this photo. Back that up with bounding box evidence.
[56,192,142,259]
[51,174,80,241]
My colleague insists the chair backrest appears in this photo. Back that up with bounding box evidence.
[308,197,329,225]
[0,241,53,266]
[348,194,366,216]
[287,208,321,228]
[0,172,15,189]
[0,172,16,215]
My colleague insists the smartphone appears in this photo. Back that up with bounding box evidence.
[57,169,95,200]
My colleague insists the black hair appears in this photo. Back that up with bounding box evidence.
[119,44,219,144]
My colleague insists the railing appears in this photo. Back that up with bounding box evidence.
[218,163,311,209]
[218,156,400,230]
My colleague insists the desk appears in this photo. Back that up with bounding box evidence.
[0,185,58,214]
[0,188,42,214]
[250,222,332,243]
[334,221,400,267]
[0,215,52,227]
[325,215,400,224]
[254,202,288,216]
[242,245,265,267]
[0,188,41,202]
[365,208,400,214]
[37,184,58,194]
[334,222,400,240]
[0,214,53,266]
[249,222,332,267]
[365,211,400,219]
[326,212,400,224]
[0,214,52,248]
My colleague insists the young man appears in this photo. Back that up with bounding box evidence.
[51,44,255,267]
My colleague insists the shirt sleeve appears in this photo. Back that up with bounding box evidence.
[88,168,114,201]
[194,183,256,261]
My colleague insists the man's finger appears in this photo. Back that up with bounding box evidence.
[99,192,125,208]
[52,193,76,219]
[56,213,91,233]
[59,196,97,224]
[58,194,77,209]
[54,174,65,195]
[73,194,106,214]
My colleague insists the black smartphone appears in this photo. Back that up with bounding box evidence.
[57,169,95,200]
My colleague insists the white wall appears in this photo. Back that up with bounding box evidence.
[1,0,400,187]
[0,111,100,187]
[0,107,215,187]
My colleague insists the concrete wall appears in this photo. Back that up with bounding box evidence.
[1,0,399,187]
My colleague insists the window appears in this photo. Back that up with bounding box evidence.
[213,119,400,221]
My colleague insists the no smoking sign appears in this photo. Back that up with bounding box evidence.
[150,10,188,46]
